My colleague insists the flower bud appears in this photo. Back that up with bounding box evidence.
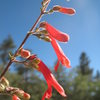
[0,77,9,87]
[33,58,40,64]
[39,30,48,34]
[35,28,40,33]
[41,36,51,42]
[0,84,5,92]
[42,0,50,6]
[28,61,39,69]
[20,48,31,58]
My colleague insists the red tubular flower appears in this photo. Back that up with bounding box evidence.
[39,22,69,42]
[37,59,66,100]
[50,36,71,71]
[53,5,76,15]
[12,95,20,100]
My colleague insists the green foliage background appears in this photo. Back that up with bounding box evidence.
[0,36,100,100]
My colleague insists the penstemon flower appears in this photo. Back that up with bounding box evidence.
[39,22,69,42]
[39,22,71,71]
[0,0,76,99]
[27,55,66,100]
[53,5,76,15]
[38,59,66,100]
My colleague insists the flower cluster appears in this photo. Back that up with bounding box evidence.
[0,0,76,100]
[0,77,30,100]
[13,1,75,99]
[17,49,66,100]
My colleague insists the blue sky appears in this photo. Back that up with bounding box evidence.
[0,0,100,74]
